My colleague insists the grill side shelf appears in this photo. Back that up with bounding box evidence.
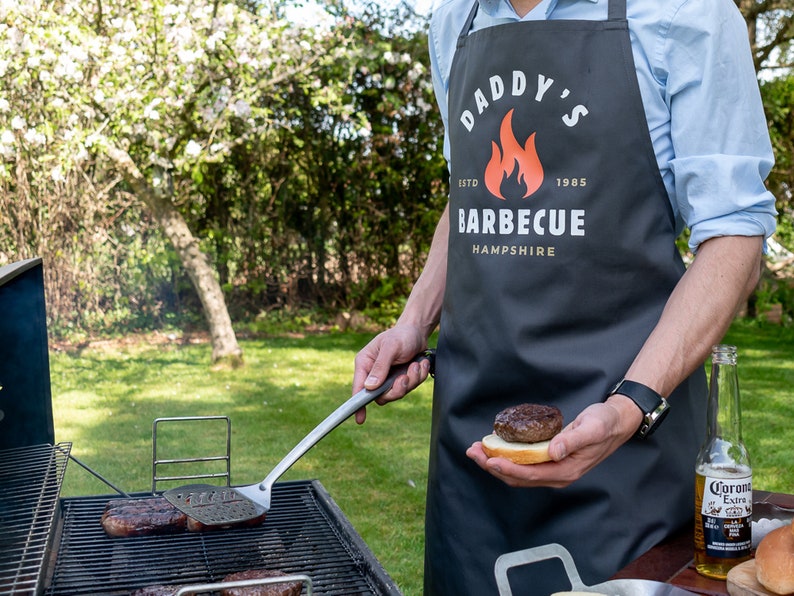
[0,443,70,596]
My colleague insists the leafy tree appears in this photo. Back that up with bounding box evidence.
[738,0,794,73]
[0,0,360,363]
[737,0,794,321]
[186,1,447,317]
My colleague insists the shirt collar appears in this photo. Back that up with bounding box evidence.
[479,0,599,19]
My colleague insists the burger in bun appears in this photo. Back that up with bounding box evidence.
[481,403,562,465]
[755,523,794,595]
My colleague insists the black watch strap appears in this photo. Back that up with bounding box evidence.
[608,379,670,439]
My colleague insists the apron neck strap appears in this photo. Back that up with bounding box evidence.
[459,0,627,40]
[459,0,479,41]
[608,0,626,20]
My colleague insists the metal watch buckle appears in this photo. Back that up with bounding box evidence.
[637,397,670,439]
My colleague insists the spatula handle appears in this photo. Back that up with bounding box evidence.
[257,350,435,492]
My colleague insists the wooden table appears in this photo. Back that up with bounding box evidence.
[612,491,794,595]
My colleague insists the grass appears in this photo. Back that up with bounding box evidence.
[49,319,793,596]
[721,321,794,492]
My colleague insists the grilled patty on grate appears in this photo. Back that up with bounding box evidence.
[101,497,187,537]
[220,569,302,596]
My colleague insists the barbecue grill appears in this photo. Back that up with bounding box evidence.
[54,484,399,595]
[0,259,404,595]
[0,443,402,595]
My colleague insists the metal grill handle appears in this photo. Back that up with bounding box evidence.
[173,573,313,595]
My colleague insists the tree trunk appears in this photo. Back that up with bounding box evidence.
[107,146,243,367]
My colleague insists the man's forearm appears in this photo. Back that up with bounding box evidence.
[396,203,450,338]
[624,235,763,398]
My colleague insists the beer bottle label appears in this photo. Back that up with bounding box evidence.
[700,475,752,558]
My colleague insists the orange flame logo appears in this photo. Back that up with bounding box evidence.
[484,109,544,200]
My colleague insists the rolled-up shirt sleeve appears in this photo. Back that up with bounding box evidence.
[663,0,777,252]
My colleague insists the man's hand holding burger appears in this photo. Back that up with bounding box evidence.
[467,396,642,488]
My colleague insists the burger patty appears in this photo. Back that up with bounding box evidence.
[220,569,302,596]
[493,403,563,443]
[101,497,187,537]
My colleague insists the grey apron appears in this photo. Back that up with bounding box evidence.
[424,1,707,594]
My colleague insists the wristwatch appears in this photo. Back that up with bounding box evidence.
[608,379,670,439]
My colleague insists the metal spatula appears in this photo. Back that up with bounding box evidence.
[163,350,435,526]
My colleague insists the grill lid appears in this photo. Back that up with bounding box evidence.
[0,443,70,595]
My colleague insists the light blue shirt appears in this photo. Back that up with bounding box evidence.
[428,0,778,251]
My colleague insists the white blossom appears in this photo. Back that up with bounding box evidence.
[66,44,88,63]
[143,98,163,120]
[206,30,225,51]
[177,48,202,64]
[184,140,202,157]
[0,142,14,159]
[23,128,46,145]
[50,164,65,182]
[230,99,250,118]
[162,4,181,18]
[54,54,81,80]
[11,115,25,130]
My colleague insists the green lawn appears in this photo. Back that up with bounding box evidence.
[721,321,794,491]
[49,319,793,596]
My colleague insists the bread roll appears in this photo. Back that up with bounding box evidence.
[481,433,552,464]
[755,524,794,595]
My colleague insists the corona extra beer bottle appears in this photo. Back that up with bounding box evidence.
[694,344,752,579]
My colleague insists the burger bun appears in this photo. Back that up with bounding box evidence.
[481,433,552,465]
[755,524,794,595]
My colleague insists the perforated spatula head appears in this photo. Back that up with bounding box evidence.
[163,483,266,526]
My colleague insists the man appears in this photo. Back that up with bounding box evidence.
[353,0,778,593]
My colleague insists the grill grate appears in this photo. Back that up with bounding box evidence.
[0,443,70,596]
[46,480,401,595]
